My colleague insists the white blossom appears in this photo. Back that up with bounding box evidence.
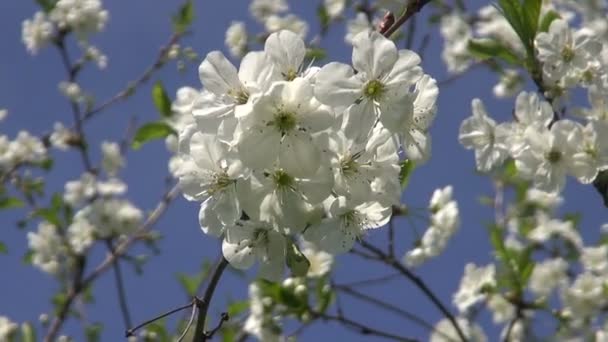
[264,14,309,38]
[101,141,124,177]
[430,318,487,342]
[27,222,65,275]
[459,98,510,171]
[49,122,73,150]
[440,12,473,74]
[249,0,288,22]
[304,196,391,254]
[324,0,345,18]
[345,13,372,45]
[50,0,109,34]
[529,258,569,298]
[0,316,18,341]
[222,220,287,281]
[22,11,54,54]
[453,263,496,313]
[225,21,248,58]
[315,31,422,142]
[535,19,602,86]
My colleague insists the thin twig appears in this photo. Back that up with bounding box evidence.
[177,301,198,342]
[83,33,183,122]
[382,0,434,38]
[44,256,86,342]
[44,184,180,341]
[334,285,454,340]
[193,256,230,342]
[106,240,133,330]
[84,184,180,285]
[126,299,196,337]
[359,240,468,342]
[337,273,401,288]
[55,38,94,172]
[313,311,418,342]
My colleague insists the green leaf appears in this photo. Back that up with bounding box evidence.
[539,10,561,33]
[227,300,249,317]
[144,321,170,342]
[278,287,305,309]
[305,47,327,62]
[522,0,542,37]
[285,240,310,277]
[176,273,203,297]
[20,322,36,342]
[467,39,521,65]
[22,250,34,264]
[172,0,194,34]
[317,4,330,33]
[32,208,60,227]
[0,241,6,254]
[85,323,103,342]
[315,276,333,313]
[152,81,172,118]
[52,293,68,314]
[0,197,24,210]
[132,122,176,150]
[36,0,57,12]
[398,159,415,189]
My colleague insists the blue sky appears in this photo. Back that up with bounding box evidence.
[1,1,606,341]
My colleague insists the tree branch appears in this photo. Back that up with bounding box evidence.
[126,299,196,337]
[44,184,180,341]
[192,256,229,342]
[359,240,468,342]
[83,33,184,122]
[106,240,133,330]
[312,311,418,342]
[382,0,435,38]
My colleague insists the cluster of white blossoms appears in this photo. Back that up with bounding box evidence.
[440,2,608,99]
[28,142,143,276]
[460,88,608,193]
[250,0,308,37]
[0,131,47,170]
[403,185,460,267]
[175,29,437,280]
[446,185,608,339]
[22,0,108,56]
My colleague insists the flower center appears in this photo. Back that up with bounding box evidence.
[272,110,297,134]
[340,152,362,177]
[364,79,385,101]
[284,68,298,81]
[228,88,249,105]
[209,171,234,196]
[340,209,361,228]
[561,47,574,63]
[271,169,295,190]
[546,149,562,164]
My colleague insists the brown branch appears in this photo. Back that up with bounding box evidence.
[192,256,230,342]
[312,311,418,341]
[126,299,197,337]
[55,37,95,172]
[106,240,133,330]
[83,33,184,122]
[334,284,443,337]
[44,256,86,342]
[44,184,180,341]
[358,240,468,342]
[382,0,435,38]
